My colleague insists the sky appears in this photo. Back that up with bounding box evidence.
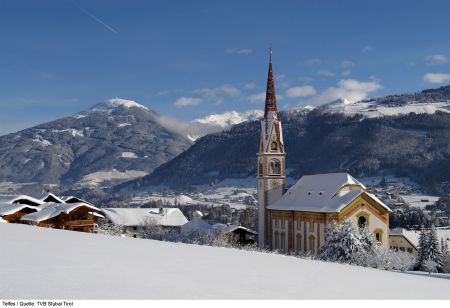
[1,0,450,135]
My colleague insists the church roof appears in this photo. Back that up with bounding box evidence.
[267,173,391,213]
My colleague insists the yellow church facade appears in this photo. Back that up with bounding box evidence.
[267,174,391,254]
[256,51,391,254]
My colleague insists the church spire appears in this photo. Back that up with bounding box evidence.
[264,47,278,119]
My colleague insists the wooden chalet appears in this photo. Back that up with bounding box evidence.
[20,202,103,232]
[225,226,258,245]
[0,204,39,223]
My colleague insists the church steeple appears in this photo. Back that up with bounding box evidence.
[264,48,278,119]
[257,48,286,248]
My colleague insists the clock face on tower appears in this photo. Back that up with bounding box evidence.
[271,179,279,189]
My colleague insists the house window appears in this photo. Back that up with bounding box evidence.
[400,247,405,252]
[296,220,301,230]
[407,248,413,253]
[296,233,302,253]
[271,141,278,151]
[358,216,367,228]
[275,218,279,228]
[269,159,281,175]
[281,218,285,229]
[280,232,286,252]
[258,162,263,176]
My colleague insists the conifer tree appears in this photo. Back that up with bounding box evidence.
[426,225,443,272]
[415,225,428,271]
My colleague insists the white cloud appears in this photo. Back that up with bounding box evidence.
[174,97,203,107]
[309,79,382,105]
[362,46,373,53]
[304,58,322,66]
[425,55,448,65]
[247,92,266,103]
[317,70,336,77]
[340,60,355,69]
[423,73,450,84]
[243,82,257,90]
[286,86,316,98]
[225,48,252,55]
[194,85,240,97]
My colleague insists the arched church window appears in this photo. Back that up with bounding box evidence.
[309,235,315,254]
[269,159,281,175]
[296,233,302,254]
[271,141,278,151]
[374,229,382,243]
[358,215,367,228]
[274,231,279,250]
[280,232,286,252]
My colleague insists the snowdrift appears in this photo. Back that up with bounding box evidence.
[0,223,449,299]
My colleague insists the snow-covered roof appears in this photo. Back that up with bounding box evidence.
[41,193,65,204]
[0,204,39,216]
[226,226,258,235]
[20,202,101,223]
[181,217,213,235]
[268,173,391,213]
[11,195,45,206]
[63,196,94,205]
[102,208,188,227]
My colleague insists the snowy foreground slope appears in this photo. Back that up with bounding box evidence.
[1,224,449,299]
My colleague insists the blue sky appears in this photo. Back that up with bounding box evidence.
[1,0,450,135]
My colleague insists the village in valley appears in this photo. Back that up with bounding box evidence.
[1,51,450,282]
[2,0,450,302]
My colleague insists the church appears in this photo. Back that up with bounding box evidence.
[257,51,392,254]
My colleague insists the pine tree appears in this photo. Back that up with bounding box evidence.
[359,224,377,255]
[320,220,363,264]
[426,225,443,272]
[415,225,428,271]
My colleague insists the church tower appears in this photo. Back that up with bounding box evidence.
[257,49,286,248]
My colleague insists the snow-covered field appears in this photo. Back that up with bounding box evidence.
[398,194,440,209]
[77,170,148,187]
[1,223,449,299]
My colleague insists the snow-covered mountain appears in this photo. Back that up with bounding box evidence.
[186,110,263,141]
[0,98,192,187]
[319,98,450,118]
[317,85,450,117]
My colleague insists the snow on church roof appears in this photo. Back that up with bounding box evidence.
[102,208,188,227]
[267,173,391,213]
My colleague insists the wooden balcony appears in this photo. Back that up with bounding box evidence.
[65,219,96,227]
